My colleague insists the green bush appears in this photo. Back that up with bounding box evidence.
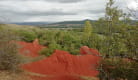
[39,41,62,56]
[0,30,21,72]
[17,30,37,42]
[0,42,21,71]
[39,48,52,57]
[100,58,138,80]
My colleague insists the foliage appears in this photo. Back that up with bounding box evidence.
[39,48,52,57]
[82,20,93,43]
[39,30,81,55]
[0,30,21,72]
[100,58,138,80]
[17,30,37,42]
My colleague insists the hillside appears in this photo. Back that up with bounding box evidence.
[10,20,96,28]
[11,20,137,29]
[37,20,96,28]
[12,22,51,25]
[52,20,96,24]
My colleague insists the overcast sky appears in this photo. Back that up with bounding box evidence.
[0,0,137,22]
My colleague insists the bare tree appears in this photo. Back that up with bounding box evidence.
[128,0,138,20]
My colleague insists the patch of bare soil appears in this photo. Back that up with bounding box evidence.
[80,76,99,80]
[0,71,31,80]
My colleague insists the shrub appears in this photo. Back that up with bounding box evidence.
[0,29,21,72]
[17,30,37,42]
[39,48,52,57]
[0,42,21,71]
[99,58,138,80]
[39,42,62,57]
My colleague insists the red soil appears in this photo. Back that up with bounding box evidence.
[22,47,101,80]
[17,39,45,57]
[17,39,101,80]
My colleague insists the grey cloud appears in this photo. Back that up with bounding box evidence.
[45,0,84,3]
[0,0,85,3]
[0,6,77,22]
[0,0,132,22]
[17,10,77,16]
[0,4,77,16]
[88,9,105,14]
[0,9,77,16]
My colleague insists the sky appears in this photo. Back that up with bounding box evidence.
[0,0,137,22]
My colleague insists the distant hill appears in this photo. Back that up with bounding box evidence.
[12,22,51,25]
[38,20,96,28]
[52,20,96,25]
[0,23,37,30]
[11,20,96,28]
[12,20,96,25]
[9,19,138,28]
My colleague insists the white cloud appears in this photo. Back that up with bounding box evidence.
[0,0,134,22]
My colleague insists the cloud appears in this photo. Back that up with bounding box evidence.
[0,8,77,16]
[44,0,84,3]
[88,9,105,14]
[0,0,85,3]
[0,0,132,22]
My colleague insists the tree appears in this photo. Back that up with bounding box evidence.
[123,26,137,58]
[105,0,124,56]
[82,20,93,43]
[99,0,138,80]
[128,0,138,20]
[100,58,138,80]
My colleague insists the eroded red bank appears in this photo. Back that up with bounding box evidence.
[18,40,101,80]
[17,39,45,57]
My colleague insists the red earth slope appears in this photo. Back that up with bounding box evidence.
[22,47,101,80]
[17,39,45,57]
[17,40,101,80]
